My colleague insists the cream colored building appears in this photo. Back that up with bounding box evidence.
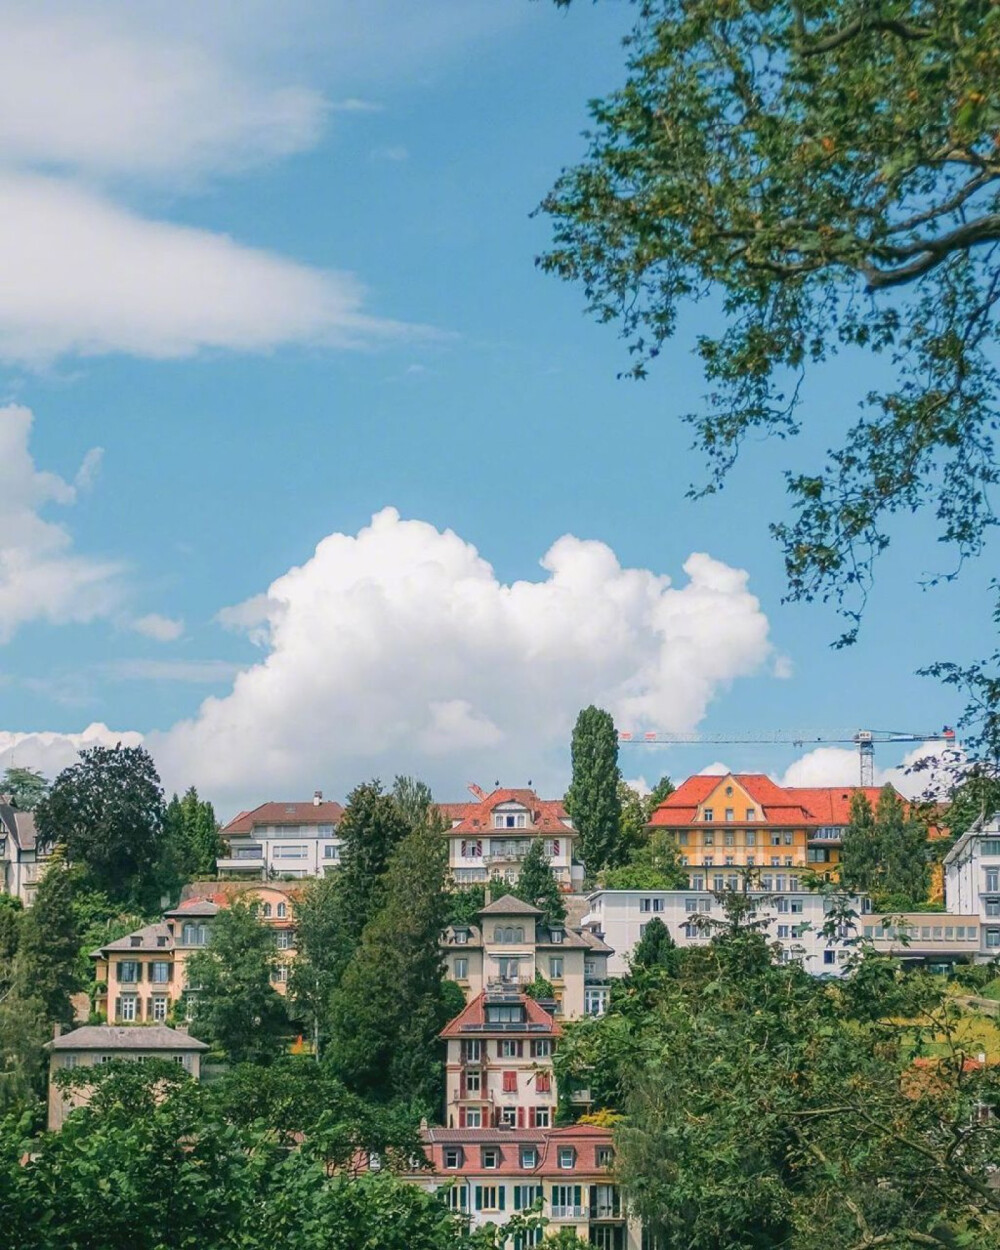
[441,894,612,1019]
[0,801,49,905]
[45,1024,208,1129]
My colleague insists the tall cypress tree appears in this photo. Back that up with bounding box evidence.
[337,781,412,944]
[14,854,79,1027]
[566,705,623,874]
[512,840,566,925]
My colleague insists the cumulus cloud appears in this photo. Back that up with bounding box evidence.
[0,174,423,363]
[130,613,185,643]
[0,722,144,780]
[0,404,123,641]
[779,741,961,799]
[144,508,773,807]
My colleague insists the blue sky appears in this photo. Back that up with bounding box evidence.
[0,1,987,816]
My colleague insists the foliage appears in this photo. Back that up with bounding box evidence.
[68,882,148,987]
[628,916,678,975]
[444,884,487,927]
[565,705,623,873]
[600,828,688,890]
[0,896,23,989]
[337,780,412,945]
[287,875,352,1060]
[13,855,79,1027]
[646,774,675,811]
[329,818,454,1111]
[841,785,931,906]
[164,787,224,880]
[510,839,567,925]
[523,971,556,1001]
[34,745,167,906]
[1,767,47,811]
[617,779,649,860]
[391,774,436,831]
[187,897,290,1064]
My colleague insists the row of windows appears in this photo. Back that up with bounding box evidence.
[683,829,796,846]
[457,1106,551,1128]
[116,960,171,983]
[446,1183,619,1219]
[701,808,757,822]
[460,1069,552,1096]
[444,1146,609,1172]
[864,924,980,942]
[460,1039,552,1060]
[115,994,170,1022]
[261,902,289,918]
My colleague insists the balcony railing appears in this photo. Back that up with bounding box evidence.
[551,1206,586,1219]
[216,856,266,872]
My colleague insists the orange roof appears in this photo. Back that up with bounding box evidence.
[418,1124,613,1177]
[649,774,894,828]
[446,788,573,835]
[222,800,344,835]
[440,991,561,1040]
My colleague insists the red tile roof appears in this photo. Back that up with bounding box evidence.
[418,1125,613,1178]
[440,991,561,1040]
[222,800,344,835]
[445,789,574,835]
[648,774,893,828]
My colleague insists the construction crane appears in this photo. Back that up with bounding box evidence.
[617,727,957,786]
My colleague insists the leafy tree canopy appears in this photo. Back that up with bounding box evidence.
[164,787,224,881]
[599,828,688,891]
[337,780,412,945]
[1,768,47,811]
[510,839,567,926]
[565,706,623,873]
[841,785,931,906]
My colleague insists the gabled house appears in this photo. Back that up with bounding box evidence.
[0,800,49,905]
[218,793,344,879]
[442,893,613,1019]
[441,788,582,891]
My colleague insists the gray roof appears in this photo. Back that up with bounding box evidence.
[163,901,220,919]
[478,894,542,917]
[93,922,172,956]
[47,1025,208,1052]
[0,804,38,853]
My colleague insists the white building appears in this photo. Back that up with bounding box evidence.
[440,788,583,891]
[944,812,1000,957]
[218,794,344,879]
[0,801,48,905]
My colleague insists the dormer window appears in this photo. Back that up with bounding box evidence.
[481,1148,500,1169]
[277,902,287,918]
[494,812,527,829]
[444,1148,463,1169]
[453,928,469,945]
[263,903,272,917]
[549,928,563,944]
[558,1147,576,1169]
[520,1146,537,1169]
[703,809,714,822]
[597,1146,614,1167]
[130,936,141,947]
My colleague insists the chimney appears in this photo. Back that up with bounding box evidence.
[174,1023,190,1035]
[484,886,492,906]
[53,1023,62,1039]
[313,790,322,806]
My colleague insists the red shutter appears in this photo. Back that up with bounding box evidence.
[528,1107,536,1128]
[459,1107,466,1128]
[516,1040,524,1058]
[503,1071,517,1093]
[460,1070,466,1097]
[517,1107,525,1128]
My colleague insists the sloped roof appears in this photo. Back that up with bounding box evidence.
[649,774,896,828]
[478,894,542,917]
[440,991,561,1039]
[163,899,222,918]
[222,800,344,835]
[0,804,38,853]
[446,789,574,836]
[48,1025,208,1052]
[93,922,172,956]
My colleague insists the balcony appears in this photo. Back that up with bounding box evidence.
[551,1206,586,1220]
[216,856,266,874]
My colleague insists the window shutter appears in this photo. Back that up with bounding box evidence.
[574,1185,582,1208]
[590,1185,597,1212]
[516,1040,523,1057]
[499,1186,506,1211]
[459,1107,466,1128]
[114,997,121,1020]
[459,1070,466,1097]
[475,1186,483,1211]
[514,1185,521,1210]
[517,1106,525,1128]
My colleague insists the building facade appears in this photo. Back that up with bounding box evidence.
[944,812,1000,957]
[441,894,612,1019]
[218,794,344,879]
[0,801,48,905]
[648,774,887,875]
[45,1024,208,1130]
[92,886,298,1022]
[441,789,583,891]
[407,1124,640,1249]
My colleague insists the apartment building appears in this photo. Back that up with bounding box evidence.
[649,774,887,874]
[441,894,612,1019]
[0,800,48,905]
[45,1024,208,1130]
[92,886,297,1022]
[441,788,583,891]
[218,793,344,879]
[443,988,560,1130]
[406,1123,640,1249]
[944,812,1000,957]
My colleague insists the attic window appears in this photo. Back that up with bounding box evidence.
[156,936,168,947]
[130,936,142,947]
[285,805,296,814]
[549,929,563,944]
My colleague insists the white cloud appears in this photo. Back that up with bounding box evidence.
[0,173,423,363]
[0,722,144,780]
[698,761,732,776]
[772,654,794,679]
[146,508,773,807]
[778,741,962,799]
[102,659,241,684]
[0,404,122,641]
[0,10,326,180]
[130,614,185,643]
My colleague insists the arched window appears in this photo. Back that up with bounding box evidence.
[277,902,287,918]
[263,903,272,917]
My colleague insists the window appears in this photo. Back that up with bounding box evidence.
[747,856,756,866]
[499,1106,518,1127]
[698,899,711,912]
[531,1107,550,1127]
[274,929,292,949]
[272,845,307,859]
[986,929,1000,949]
[497,958,521,982]
[129,936,142,948]
[62,1053,78,1070]
[713,874,724,892]
[745,830,756,847]
[777,925,790,939]
[986,869,1000,892]
[703,856,713,866]
[544,839,561,857]
[531,1039,552,1058]
[703,809,714,822]
[156,936,168,947]
[465,1069,481,1094]
[262,903,272,917]
[482,1148,500,1169]
[446,1185,469,1213]
[535,1071,551,1093]
[771,833,782,846]
[502,1071,518,1093]
[150,961,171,983]
[789,876,799,891]
[823,950,836,965]
[703,831,715,847]
[454,957,469,980]
[775,875,786,892]
[746,808,756,821]
[597,1146,614,1167]
[549,956,564,979]
[461,1039,482,1061]
[725,856,735,867]
[465,1108,482,1127]
[488,1004,525,1026]
[678,831,689,846]
[151,996,168,1022]
[770,856,780,867]
[494,926,525,944]
[323,844,340,860]
[986,900,1000,918]
[551,1184,583,1217]
[790,899,803,914]
[558,1147,576,1169]
[276,902,287,918]
[500,1038,524,1057]
[453,927,469,945]
[118,995,137,1021]
[181,923,208,946]
[271,965,289,983]
[475,1184,504,1211]
[690,875,704,891]
[549,927,564,943]
[981,838,1000,855]
[585,988,609,1016]
[520,1149,538,1170]
[776,898,789,913]
[117,960,140,983]
[460,839,483,858]
[725,809,734,822]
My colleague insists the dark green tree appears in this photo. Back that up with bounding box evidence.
[14,855,79,1027]
[186,897,289,1065]
[628,916,677,975]
[164,787,223,880]
[329,819,454,1110]
[600,828,689,890]
[337,781,412,945]
[0,896,22,994]
[565,706,622,874]
[839,791,881,895]
[542,0,1000,745]
[841,786,930,907]
[34,745,167,905]
[391,775,435,831]
[617,780,649,861]
[1,768,48,811]
[287,875,352,1060]
[645,774,675,816]
[511,839,566,926]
